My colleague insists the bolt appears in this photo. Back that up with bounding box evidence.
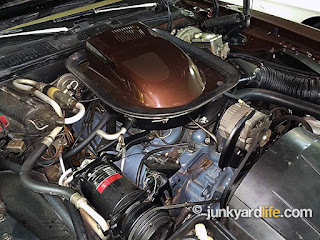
[0,202,5,209]
[204,138,211,145]
[0,214,5,223]
[217,81,224,86]
[2,233,11,240]
[199,116,208,124]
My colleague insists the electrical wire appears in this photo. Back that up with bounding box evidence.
[136,144,188,186]
[155,129,173,139]
[79,97,99,103]
[189,116,218,145]
[148,142,189,148]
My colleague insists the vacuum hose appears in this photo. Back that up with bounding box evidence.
[63,112,111,159]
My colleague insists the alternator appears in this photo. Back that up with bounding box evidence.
[218,102,271,150]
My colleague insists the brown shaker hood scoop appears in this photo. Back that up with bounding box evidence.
[66,23,239,120]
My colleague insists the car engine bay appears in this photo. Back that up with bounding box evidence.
[0,0,319,239]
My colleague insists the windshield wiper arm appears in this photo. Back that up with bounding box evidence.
[0,27,69,39]
[94,2,157,14]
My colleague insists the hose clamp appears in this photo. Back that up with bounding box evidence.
[41,136,54,147]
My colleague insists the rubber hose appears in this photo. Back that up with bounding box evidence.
[20,143,76,199]
[65,200,88,240]
[204,13,244,28]
[0,159,75,233]
[125,131,151,150]
[95,118,135,153]
[136,146,173,185]
[97,130,150,154]
[0,159,22,173]
[212,0,219,17]
[233,89,320,119]
[256,66,320,103]
[43,195,75,233]
[63,112,111,159]
[270,115,313,132]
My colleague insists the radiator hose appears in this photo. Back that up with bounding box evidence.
[255,66,320,103]
[229,88,320,119]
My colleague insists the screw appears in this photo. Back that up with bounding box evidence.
[204,138,211,145]
[217,81,224,86]
[2,233,11,240]
[0,214,5,223]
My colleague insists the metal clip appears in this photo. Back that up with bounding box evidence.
[116,134,126,158]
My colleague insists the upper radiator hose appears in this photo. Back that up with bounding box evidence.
[255,66,320,103]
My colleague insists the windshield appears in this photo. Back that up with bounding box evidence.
[0,0,121,32]
[0,0,68,20]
